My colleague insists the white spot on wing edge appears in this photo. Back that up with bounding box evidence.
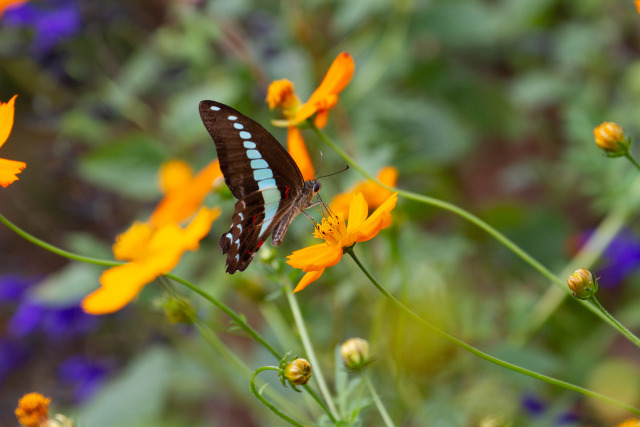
[228,115,237,120]
[210,106,220,111]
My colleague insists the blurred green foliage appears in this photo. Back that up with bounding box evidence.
[3,0,640,426]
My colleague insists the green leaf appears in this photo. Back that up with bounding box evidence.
[78,133,168,200]
[77,346,174,427]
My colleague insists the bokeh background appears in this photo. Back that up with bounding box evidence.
[2,0,640,426]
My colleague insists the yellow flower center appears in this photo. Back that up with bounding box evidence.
[314,212,347,247]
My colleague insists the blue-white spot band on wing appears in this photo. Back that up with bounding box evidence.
[251,159,267,168]
[234,123,244,130]
[246,149,262,159]
[258,178,277,190]
[244,141,257,149]
[210,106,221,111]
[253,168,273,181]
[260,188,281,237]
[239,131,252,139]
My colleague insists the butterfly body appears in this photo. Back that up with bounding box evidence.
[199,100,320,273]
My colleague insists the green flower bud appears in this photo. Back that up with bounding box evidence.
[284,358,311,386]
[340,337,371,371]
[594,122,631,157]
[567,268,598,300]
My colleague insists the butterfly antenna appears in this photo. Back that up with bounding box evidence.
[316,164,350,180]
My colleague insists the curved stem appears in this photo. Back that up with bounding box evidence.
[362,372,395,427]
[343,246,640,415]
[589,296,640,348]
[625,152,640,172]
[309,126,629,334]
[285,283,340,421]
[250,367,305,427]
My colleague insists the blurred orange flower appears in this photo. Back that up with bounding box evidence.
[266,53,355,181]
[82,207,220,314]
[287,192,397,292]
[330,166,398,219]
[82,159,223,315]
[0,94,26,188]
[636,0,640,14]
[151,159,223,227]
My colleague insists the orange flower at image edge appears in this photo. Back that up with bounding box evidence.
[287,192,398,293]
[15,392,50,427]
[0,94,26,188]
[82,159,223,315]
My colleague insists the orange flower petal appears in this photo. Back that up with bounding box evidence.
[112,221,153,261]
[287,242,343,270]
[0,94,16,147]
[266,79,301,116]
[313,110,330,129]
[159,160,193,194]
[328,192,352,217]
[151,160,222,227]
[0,158,26,188]
[292,269,324,293]
[636,0,640,13]
[287,127,315,181]
[295,52,355,123]
[346,193,368,235]
[355,192,398,242]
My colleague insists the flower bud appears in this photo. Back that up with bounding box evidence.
[340,337,371,371]
[567,268,598,300]
[593,122,630,157]
[283,358,311,386]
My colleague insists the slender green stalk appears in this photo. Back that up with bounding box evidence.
[589,296,640,348]
[361,372,395,427]
[250,367,305,427]
[308,126,636,340]
[285,283,341,421]
[625,152,640,172]
[343,246,640,415]
[0,213,120,267]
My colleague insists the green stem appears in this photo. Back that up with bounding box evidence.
[362,372,395,427]
[250,367,305,427]
[625,152,640,172]
[309,125,630,338]
[589,296,640,348]
[285,283,340,421]
[343,246,640,415]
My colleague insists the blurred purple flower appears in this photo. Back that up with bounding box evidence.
[58,355,112,402]
[2,0,81,55]
[521,394,546,416]
[0,339,29,382]
[570,229,640,288]
[0,274,36,302]
[8,299,100,339]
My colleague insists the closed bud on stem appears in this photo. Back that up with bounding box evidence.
[567,268,598,300]
[284,358,311,386]
[340,337,371,371]
[594,122,631,157]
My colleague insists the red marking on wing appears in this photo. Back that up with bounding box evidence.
[284,186,290,199]
[252,215,258,224]
[257,240,264,248]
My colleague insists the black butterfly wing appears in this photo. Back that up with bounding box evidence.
[199,100,309,273]
[199,100,304,198]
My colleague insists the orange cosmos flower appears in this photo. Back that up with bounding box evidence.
[266,53,355,180]
[617,419,640,427]
[330,166,398,219]
[150,159,223,227]
[0,94,26,188]
[15,392,50,427]
[636,0,640,13]
[287,191,398,292]
[82,159,223,314]
[82,207,220,314]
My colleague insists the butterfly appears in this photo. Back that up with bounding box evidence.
[199,100,322,274]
